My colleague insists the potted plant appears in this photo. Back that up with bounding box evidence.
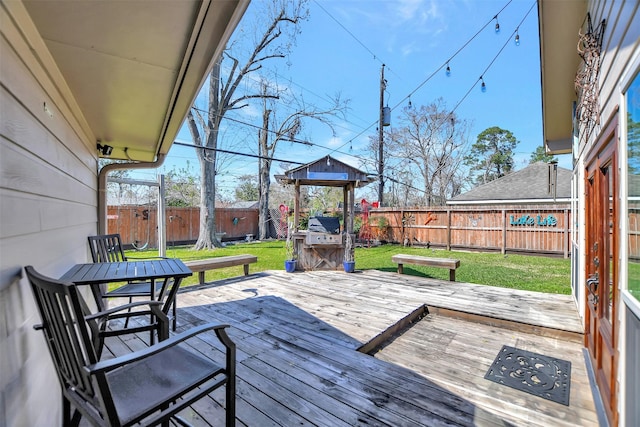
[343,232,355,273]
[284,219,296,273]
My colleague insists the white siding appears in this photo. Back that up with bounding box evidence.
[1,2,98,426]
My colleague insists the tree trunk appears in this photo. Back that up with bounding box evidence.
[194,156,220,249]
[191,61,222,250]
[258,107,272,240]
[258,160,271,239]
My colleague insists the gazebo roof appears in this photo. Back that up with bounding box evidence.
[275,155,374,188]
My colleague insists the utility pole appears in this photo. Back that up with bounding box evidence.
[378,64,386,206]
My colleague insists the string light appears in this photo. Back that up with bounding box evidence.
[332,0,533,158]
[515,28,520,46]
[446,62,451,77]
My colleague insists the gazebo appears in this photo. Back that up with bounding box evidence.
[275,155,373,270]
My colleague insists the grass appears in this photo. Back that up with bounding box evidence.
[127,240,572,294]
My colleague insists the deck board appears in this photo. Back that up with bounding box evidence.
[99,269,596,426]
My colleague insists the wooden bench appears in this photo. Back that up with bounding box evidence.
[391,254,461,281]
[184,254,258,284]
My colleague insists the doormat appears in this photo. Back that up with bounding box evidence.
[484,345,571,406]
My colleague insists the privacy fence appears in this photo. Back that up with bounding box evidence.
[107,206,259,248]
[361,204,572,258]
[109,204,572,257]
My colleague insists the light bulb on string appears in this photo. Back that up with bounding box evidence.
[494,15,500,33]
[515,30,520,46]
[408,98,413,109]
[480,76,487,93]
[446,63,451,77]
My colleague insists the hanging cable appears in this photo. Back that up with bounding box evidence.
[312,0,401,80]
[173,141,305,165]
[448,1,536,116]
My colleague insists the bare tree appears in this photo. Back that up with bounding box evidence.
[164,162,200,207]
[186,0,309,249]
[256,80,347,239]
[387,99,470,206]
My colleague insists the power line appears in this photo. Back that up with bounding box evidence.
[392,0,515,111]
[180,1,537,201]
[450,1,536,116]
[332,0,533,157]
[172,141,305,165]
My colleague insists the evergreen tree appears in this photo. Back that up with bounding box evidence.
[529,145,557,164]
[464,126,518,185]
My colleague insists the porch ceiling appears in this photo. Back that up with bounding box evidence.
[22,0,249,162]
[538,0,587,154]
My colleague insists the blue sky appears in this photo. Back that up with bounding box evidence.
[144,0,572,199]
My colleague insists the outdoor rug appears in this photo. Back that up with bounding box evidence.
[484,345,571,406]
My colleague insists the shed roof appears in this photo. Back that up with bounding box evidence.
[448,162,572,205]
[275,156,374,188]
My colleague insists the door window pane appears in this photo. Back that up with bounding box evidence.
[627,71,640,302]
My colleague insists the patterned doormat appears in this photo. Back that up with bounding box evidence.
[484,345,571,406]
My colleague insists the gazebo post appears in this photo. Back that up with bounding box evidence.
[343,185,349,233]
[294,180,300,231]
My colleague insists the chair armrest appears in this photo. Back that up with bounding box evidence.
[84,301,163,321]
[85,323,232,374]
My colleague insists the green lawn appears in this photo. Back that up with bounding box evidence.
[127,241,572,294]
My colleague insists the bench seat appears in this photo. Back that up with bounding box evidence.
[391,254,460,281]
[184,254,258,284]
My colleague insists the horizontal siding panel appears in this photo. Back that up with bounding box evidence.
[0,5,94,157]
[1,140,95,204]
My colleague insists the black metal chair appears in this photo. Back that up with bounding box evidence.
[87,234,179,331]
[26,265,236,427]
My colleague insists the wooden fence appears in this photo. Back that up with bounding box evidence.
[107,206,259,248]
[109,204,573,257]
[360,204,572,258]
[631,206,640,260]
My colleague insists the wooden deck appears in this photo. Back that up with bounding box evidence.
[102,269,598,426]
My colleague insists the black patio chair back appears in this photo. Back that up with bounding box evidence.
[26,265,236,427]
[88,233,127,263]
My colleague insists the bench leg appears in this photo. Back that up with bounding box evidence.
[397,263,404,274]
[449,269,455,281]
[243,264,249,276]
[198,271,205,284]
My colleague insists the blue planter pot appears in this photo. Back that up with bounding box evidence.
[343,260,355,273]
[285,260,296,273]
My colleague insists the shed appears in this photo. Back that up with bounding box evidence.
[275,156,373,270]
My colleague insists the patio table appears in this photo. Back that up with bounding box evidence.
[60,258,192,331]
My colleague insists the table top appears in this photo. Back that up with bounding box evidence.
[60,258,192,285]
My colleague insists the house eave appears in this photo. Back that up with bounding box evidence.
[538,0,587,155]
[20,0,249,162]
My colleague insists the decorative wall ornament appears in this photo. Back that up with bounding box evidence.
[575,13,606,144]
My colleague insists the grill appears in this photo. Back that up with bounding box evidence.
[307,216,340,234]
[305,217,342,245]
